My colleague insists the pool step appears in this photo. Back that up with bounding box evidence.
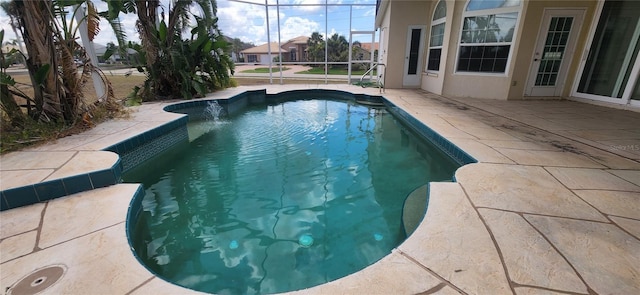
[402,184,429,236]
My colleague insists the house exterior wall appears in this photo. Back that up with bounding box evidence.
[508,0,597,100]
[378,1,430,88]
[377,0,612,101]
[422,0,456,95]
[438,0,522,99]
[259,54,271,64]
[273,39,308,62]
[377,2,391,85]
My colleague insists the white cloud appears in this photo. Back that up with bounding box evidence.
[93,15,140,46]
[1,0,376,51]
[0,16,18,44]
[291,0,324,12]
[218,1,272,44]
[278,16,320,41]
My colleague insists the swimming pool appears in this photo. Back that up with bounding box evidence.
[124,92,464,294]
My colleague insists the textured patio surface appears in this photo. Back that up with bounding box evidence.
[1,85,638,295]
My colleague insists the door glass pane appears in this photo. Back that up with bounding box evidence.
[578,0,640,98]
[428,48,442,71]
[633,79,640,100]
[408,29,421,75]
[535,17,573,86]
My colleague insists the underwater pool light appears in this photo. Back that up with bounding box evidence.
[298,235,314,247]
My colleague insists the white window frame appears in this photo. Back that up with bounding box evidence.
[426,0,447,73]
[570,0,640,105]
[454,1,522,76]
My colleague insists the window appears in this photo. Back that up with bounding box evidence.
[427,0,446,71]
[290,48,297,61]
[457,0,520,73]
[248,55,258,63]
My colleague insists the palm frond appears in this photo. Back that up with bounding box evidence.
[194,0,214,23]
[86,1,100,41]
[168,0,191,35]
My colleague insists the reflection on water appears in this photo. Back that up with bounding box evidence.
[124,99,459,294]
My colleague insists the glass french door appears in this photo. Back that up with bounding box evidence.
[575,0,640,104]
[403,26,425,87]
[526,10,583,97]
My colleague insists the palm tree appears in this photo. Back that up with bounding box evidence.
[307,31,324,64]
[2,0,118,125]
[231,37,243,62]
[327,33,348,68]
[104,0,233,100]
[0,30,26,126]
[12,0,61,121]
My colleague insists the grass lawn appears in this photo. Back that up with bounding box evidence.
[232,77,348,86]
[2,72,349,153]
[295,67,377,76]
[9,71,345,101]
[240,67,290,73]
[10,72,147,103]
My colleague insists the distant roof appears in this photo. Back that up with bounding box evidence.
[358,42,379,52]
[240,42,287,54]
[241,36,310,54]
[287,36,310,45]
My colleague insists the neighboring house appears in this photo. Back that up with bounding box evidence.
[282,36,310,62]
[241,36,309,64]
[375,0,640,108]
[352,42,379,61]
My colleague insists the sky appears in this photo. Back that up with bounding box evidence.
[0,0,378,48]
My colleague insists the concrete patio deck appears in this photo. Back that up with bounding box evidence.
[1,85,639,294]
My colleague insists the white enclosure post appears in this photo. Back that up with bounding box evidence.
[265,0,273,84]
[276,0,283,84]
[74,4,105,99]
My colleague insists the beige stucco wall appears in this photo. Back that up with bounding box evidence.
[379,0,600,99]
[379,1,430,88]
[422,0,457,95]
[438,0,522,99]
[508,1,597,100]
[378,2,392,85]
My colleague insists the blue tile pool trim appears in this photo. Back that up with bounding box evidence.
[1,161,122,211]
[384,99,477,166]
[0,115,188,211]
[104,117,189,173]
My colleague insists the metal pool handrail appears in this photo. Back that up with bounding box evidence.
[359,63,386,93]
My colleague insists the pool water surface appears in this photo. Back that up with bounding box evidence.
[124,99,459,294]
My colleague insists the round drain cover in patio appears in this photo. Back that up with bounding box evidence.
[8,264,66,295]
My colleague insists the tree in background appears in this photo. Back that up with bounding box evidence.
[326,33,348,68]
[104,0,234,101]
[306,32,352,69]
[0,0,25,63]
[306,32,324,65]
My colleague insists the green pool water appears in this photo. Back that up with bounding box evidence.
[124,99,459,294]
